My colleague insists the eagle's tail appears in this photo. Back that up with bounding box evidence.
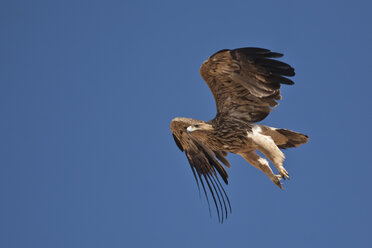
[259,126,309,149]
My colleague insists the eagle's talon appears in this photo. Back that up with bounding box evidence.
[272,175,283,189]
[279,168,290,180]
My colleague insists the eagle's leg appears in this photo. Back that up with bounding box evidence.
[240,151,283,189]
[250,129,289,180]
[258,146,289,180]
[258,147,289,180]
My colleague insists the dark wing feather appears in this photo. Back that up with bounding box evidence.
[200,47,295,123]
[170,118,231,222]
[214,150,230,168]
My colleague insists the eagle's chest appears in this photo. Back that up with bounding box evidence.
[206,123,253,152]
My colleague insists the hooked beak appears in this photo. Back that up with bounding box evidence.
[186,126,193,133]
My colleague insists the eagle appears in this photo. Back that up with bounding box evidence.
[170,47,308,222]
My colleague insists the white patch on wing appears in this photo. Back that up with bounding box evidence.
[252,125,262,133]
[248,125,285,167]
[257,157,269,166]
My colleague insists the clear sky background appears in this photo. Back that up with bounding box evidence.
[1,0,372,247]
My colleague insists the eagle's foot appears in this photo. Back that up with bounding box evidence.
[271,175,283,189]
[278,167,290,180]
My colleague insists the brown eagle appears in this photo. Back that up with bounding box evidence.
[170,47,308,222]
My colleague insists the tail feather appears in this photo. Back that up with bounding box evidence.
[259,125,309,149]
[275,129,309,149]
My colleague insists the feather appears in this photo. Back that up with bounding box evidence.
[215,151,231,168]
[172,134,184,151]
[203,174,221,222]
[200,47,296,122]
[170,118,231,222]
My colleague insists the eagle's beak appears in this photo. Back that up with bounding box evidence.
[186,126,193,133]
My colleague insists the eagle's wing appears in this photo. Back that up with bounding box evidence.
[170,118,231,222]
[200,47,295,123]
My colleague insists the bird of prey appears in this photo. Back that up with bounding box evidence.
[170,47,308,222]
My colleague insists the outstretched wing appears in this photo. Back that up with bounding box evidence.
[200,47,295,123]
[170,118,231,222]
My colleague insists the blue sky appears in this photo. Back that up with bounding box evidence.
[1,0,372,247]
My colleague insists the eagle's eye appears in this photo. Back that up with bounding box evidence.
[194,124,200,128]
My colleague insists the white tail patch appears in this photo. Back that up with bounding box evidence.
[248,125,285,169]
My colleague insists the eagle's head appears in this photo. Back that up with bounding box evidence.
[186,123,214,141]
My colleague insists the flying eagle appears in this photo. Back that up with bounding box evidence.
[170,47,308,222]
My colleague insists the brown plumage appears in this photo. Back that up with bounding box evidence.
[170,47,308,222]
